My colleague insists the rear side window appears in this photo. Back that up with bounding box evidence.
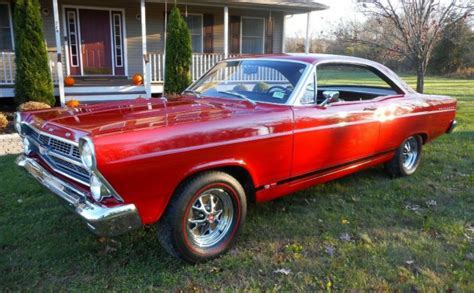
[317,64,397,90]
[315,63,402,102]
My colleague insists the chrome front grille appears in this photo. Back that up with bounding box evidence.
[24,125,89,185]
[50,155,90,177]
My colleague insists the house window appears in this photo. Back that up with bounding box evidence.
[184,14,203,53]
[241,17,264,54]
[66,11,79,67]
[112,13,123,67]
[0,3,14,51]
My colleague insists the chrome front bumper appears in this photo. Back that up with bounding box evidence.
[16,155,142,237]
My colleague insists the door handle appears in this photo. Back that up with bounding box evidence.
[363,106,377,111]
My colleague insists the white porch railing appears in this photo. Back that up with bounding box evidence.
[0,51,59,85]
[3,51,285,88]
[150,53,227,83]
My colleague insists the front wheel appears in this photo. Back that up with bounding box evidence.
[157,171,247,263]
[385,135,423,177]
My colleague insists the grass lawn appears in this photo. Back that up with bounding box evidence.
[0,76,473,291]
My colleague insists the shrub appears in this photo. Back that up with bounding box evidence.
[14,0,55,106]
[448,67,474,79]
[17,101,51,112]
[164,7,192,94]
[0,113,8,130]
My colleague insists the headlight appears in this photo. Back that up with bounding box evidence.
[23,137,31,155]
[90,174,112,202]
[14,112,22,134]
[79,138,96,170]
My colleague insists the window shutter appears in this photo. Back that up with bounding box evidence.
[265,17,273,54]
[203,14,214,53]
[229,15,240,54]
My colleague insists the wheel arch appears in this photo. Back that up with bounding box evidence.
[178,161,257,204]
[412,132,428,144]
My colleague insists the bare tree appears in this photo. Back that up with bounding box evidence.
[355,0,473,93]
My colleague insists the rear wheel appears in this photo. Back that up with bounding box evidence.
[385,135,423,177]
[157,171,247,263]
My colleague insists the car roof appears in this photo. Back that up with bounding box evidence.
[226,53,373,65]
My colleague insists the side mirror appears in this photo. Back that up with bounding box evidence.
[320,91,340,106]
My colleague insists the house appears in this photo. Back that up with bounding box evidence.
[0,0,327,104]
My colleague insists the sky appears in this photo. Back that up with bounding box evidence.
[285,0,473,38]
[285,0,364,38]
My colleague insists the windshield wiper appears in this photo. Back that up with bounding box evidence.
[217,90,256,106]
[183,90,201,98]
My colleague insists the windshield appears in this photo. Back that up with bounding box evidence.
[187,60,308,104]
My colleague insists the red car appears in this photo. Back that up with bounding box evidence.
[16,54,457,263]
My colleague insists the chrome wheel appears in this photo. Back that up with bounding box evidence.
[402,137,419,170]
[186,188,234,248]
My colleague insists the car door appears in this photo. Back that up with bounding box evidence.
[291,63,399,181]
[292,99,379,180]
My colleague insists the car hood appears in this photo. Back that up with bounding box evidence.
[25,96,257,138]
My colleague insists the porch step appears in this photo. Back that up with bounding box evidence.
[64,85,145,94]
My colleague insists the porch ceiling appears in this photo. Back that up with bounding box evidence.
[147,0,329,14]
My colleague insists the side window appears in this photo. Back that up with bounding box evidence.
[316,64,400,103]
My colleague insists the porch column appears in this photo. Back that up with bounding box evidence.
[52,0,65,105]
[141,0,151,98]
[224,6,229,58]
[304,12,311,54]
[282,14,287,53]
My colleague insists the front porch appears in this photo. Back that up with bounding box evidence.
[1,51,229,101]
[0,0,327,103]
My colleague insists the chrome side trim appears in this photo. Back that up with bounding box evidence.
[16,155,142,237]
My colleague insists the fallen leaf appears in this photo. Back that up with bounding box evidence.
[209,267,222,273]
[339,233,351,242]
[359,233,373,245]
[273,268,291,275]
[466,253,474,261]
[405,203,420,211]
[325,245,335,257]
[426,200,437,209]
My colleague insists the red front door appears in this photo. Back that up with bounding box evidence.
[79,9,113,75]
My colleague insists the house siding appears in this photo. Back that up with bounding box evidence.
[39,0,145,76]
[36,1,286,78]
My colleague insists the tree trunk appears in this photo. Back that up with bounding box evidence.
[416,63,425,93]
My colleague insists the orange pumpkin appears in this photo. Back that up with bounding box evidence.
[64,76,75,87]
[132,73,143,85]
[66,99,80,108]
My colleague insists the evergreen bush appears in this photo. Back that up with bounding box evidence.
[164,7,192,94]
[14,0,55,106]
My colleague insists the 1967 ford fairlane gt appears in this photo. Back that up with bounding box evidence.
[16,54,457,263]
